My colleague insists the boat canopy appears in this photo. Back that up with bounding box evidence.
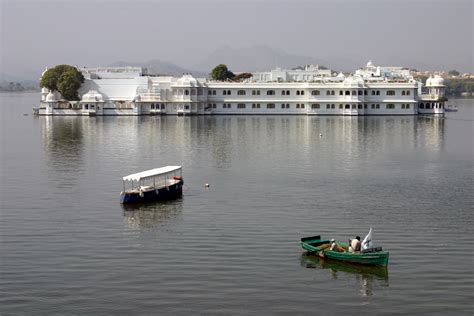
[123,166,181,182]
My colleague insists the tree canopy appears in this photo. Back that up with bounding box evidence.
[40,65,84,100]
[232,72,253,82]
[448,70,460,76]
[210,64,234,81]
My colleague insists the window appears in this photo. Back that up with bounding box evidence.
[301,90,305,95]
[281,104,285,109]
[286,104,290,108]
[296,104,300,109]
[208,90,212,95]
[312,90,320,96]
[227,90,231,95]
[282,90,286,96]
[406,104,410,109]
[213,90,216,95]
[326,90,331,96]
[312,104,320,109]
[376,90,380,95]
[267,90,275,96]
[237,90,246,95]
[287,90,290,95]
[296,91,300,96]
[267,103,275,109]
[376,104,380,109]
[364,104,367,109]
[371,91,375,95]
[331,91,335,95]
[223,90,227,95]
[402,91,406,96]
[326,104,331,109]
[339,91,343,96]
[185,90,189,95]
[386,104,395,109]
[406,90,411,96]
[420,103,424,109]
[191,89,196,95]
[358,91,362,95]
[352,91,357,95]
[331,104,335,109]
[237,103,246,109]
[212,104,216,109]
[358,104,362,109]
[151,104,155,109]
[339,104,343,109]
[371,104,375,109]
[352,104,356,109]
[345,91,350,96]
[345,104,350,109]
[364,90,368,95]
[387,90,395,96]
[252,103,256,108]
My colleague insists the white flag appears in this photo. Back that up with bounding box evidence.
[361,227,373,250]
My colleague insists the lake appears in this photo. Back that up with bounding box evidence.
[1,93,473,314]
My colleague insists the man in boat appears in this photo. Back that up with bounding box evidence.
[348,236,361,253]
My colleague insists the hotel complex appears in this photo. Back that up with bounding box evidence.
[36,61,446,116]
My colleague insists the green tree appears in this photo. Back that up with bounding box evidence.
[40,64,84,100]
[210,64,234,81]
[448,70,460,76]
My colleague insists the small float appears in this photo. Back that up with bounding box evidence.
[300,230,389,266]
[120,166,183,204]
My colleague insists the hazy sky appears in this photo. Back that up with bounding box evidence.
[1,0,472,78]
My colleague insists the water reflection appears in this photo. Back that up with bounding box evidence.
[41,116,87,188]
[122,199,183,230]
[300,253,389,297]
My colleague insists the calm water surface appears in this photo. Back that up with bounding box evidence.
[1,93,473,315]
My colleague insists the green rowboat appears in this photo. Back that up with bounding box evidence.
[300,235,389,266]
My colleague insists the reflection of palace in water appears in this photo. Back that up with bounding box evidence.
[40,113,445,173]
[301,254,389,297]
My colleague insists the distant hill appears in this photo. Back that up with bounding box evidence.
[108,59,207,77]
[190,45,335,73]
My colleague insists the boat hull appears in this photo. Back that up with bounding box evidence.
[120,180,183,204]
[300,236,389,266]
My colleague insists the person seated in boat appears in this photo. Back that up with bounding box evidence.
[348,236,361,253]
[330,238,346,252]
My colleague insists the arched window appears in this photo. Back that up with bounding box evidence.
[331,91,335,95]
[296,91,300,95]
[213,90,216,95]
[352,91,357,95]
[223,90,227,95]
[326,90,331,95]
[376,91,380,95]
[227,90,231,95]
[339,91,343,95]
[312,90,320,96]
[406,90,411,95]
[237,90,246,95]
[312,104,320,109]
[402,91,406,96]
[345,104,350,109]
[301,91,305,95]
[371,91,375,95]
[345,91,350,96]
[358,91,362,95]
[185,90,189,95]
[420,103,424,108]
[267,90,275,95]
[386,90,395,96]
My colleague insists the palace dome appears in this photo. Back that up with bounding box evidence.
[81,90,104,102]
[45,92,57,102]
[429,75,444,87]
[176,74,198,87]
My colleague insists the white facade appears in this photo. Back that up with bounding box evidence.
[36,62,446,116]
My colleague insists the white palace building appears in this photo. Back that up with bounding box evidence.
[36,61,446,116]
